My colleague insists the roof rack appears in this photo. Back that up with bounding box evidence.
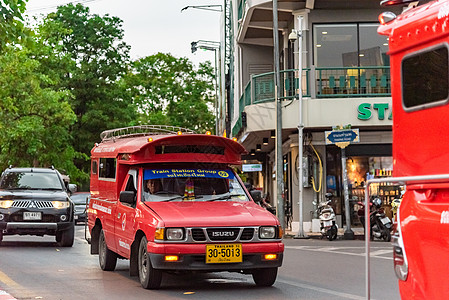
[100,125,196,142]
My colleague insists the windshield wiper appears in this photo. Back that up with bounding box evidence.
[206,194,246,202]
[160,195,204,202]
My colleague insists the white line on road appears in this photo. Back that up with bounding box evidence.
[278,278,371,300]
[285,246,392,260]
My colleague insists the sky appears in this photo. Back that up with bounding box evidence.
[24,0,222,67]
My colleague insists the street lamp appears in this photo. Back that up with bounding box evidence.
[191,40,221,134]
[288,16,307,239]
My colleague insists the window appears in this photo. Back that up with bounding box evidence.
[99,158,116,179]
[91,161,98,175]
[402,44,449,110]
[313,23,389,67]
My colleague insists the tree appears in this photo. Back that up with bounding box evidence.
[125,53,215,133]
[0,0,30,52]
[38,4,136,172]
[0,45,82,178]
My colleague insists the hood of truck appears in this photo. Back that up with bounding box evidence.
[145,201,278,227]
[0,190,69,201]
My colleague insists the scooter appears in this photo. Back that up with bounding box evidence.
[314,193,338,241]
[358,198,392,242]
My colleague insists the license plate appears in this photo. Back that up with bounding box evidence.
[323,220,333,227]
[381,217,391,225]
[206,244,242,264]
[23,212,42,221]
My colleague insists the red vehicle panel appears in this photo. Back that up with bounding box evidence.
[87,126,284,289]
[378,1,449,298]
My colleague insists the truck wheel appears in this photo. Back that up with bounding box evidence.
[99,229,117,271]
[252,267,278,287]
[58,226,75,247]
[138,236,162,289]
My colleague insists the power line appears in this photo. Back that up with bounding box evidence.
[27,0,101,13]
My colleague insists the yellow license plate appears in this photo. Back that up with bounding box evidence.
[206,244,242,264]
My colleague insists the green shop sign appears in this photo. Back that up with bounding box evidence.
[357,103,392,121]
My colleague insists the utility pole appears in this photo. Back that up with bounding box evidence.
[273,0,284,229]
[289,16,307,238]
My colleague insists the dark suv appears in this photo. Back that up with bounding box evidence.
[0,167,76,247]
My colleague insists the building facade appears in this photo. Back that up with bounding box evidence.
[222,0,403,233]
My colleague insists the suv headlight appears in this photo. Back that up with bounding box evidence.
[52,201,70,209]
[166,228,184,240]
[0,200,13,209]
[259,226,276,239]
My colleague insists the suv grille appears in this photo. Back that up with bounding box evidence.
[11,200,54,209]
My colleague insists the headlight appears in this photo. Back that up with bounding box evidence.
[166,228,184,240]
[259,226,276,239]
[52,201,70,209]
[0,200,13,209]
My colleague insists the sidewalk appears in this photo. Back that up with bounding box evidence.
[285,227,366,240]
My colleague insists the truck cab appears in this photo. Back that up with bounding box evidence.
[87,126,284,289]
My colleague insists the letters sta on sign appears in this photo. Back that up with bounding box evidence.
[358,103,392,121]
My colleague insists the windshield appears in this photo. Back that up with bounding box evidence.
[0,172,64,190]
[142,168,249,202]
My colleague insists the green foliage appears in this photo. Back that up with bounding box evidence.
[38,3,136,175]
[125,53,215,133]
[0,45,84,180]
[0,0,31,52]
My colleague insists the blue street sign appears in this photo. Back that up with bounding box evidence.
[325,129,360,145]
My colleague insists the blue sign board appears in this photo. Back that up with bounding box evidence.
[144,169,234,180]
[325,129,360,145]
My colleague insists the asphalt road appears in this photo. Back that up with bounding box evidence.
[0,226,400,300]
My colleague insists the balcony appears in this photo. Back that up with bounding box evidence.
[232,66,391,136]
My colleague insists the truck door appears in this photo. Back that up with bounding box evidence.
[114,169,138,258]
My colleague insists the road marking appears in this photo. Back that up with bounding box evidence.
[278,278,369,300]
[285,246,392,260]
[0,271,18,300]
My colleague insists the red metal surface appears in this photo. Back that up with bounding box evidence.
[378,1,449,298]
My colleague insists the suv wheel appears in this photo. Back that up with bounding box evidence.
[99,229,117,271]
[57,226,74,247]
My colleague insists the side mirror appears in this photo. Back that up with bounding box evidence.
[120,191,136,204]
[68,184,77,194]
[250,190,262,202]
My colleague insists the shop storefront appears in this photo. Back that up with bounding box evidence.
[325,142,401,227]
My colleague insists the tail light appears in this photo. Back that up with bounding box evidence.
[392,209,408,280]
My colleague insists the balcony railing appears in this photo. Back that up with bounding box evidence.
[232,66,391,136]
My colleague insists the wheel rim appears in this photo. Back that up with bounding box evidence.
[139,240,148,280]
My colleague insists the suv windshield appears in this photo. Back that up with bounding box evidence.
[0,172,64,190]
[142,168,249,202]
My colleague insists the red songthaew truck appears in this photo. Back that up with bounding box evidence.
[87,126,284,289]
[378,0,449,298]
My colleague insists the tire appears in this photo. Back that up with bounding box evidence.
[383,229,391,242]
[58,226,74,247]
[252,267,278,287]
[327,225,337,241]
[138,236,162,289]
[99,229,117,271]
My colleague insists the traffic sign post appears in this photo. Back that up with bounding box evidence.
[325,127,359,240]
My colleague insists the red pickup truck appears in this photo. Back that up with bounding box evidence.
[87,126,284,289]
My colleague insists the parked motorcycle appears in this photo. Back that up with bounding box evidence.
[357,198,392,242]
[314,193,338,241]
